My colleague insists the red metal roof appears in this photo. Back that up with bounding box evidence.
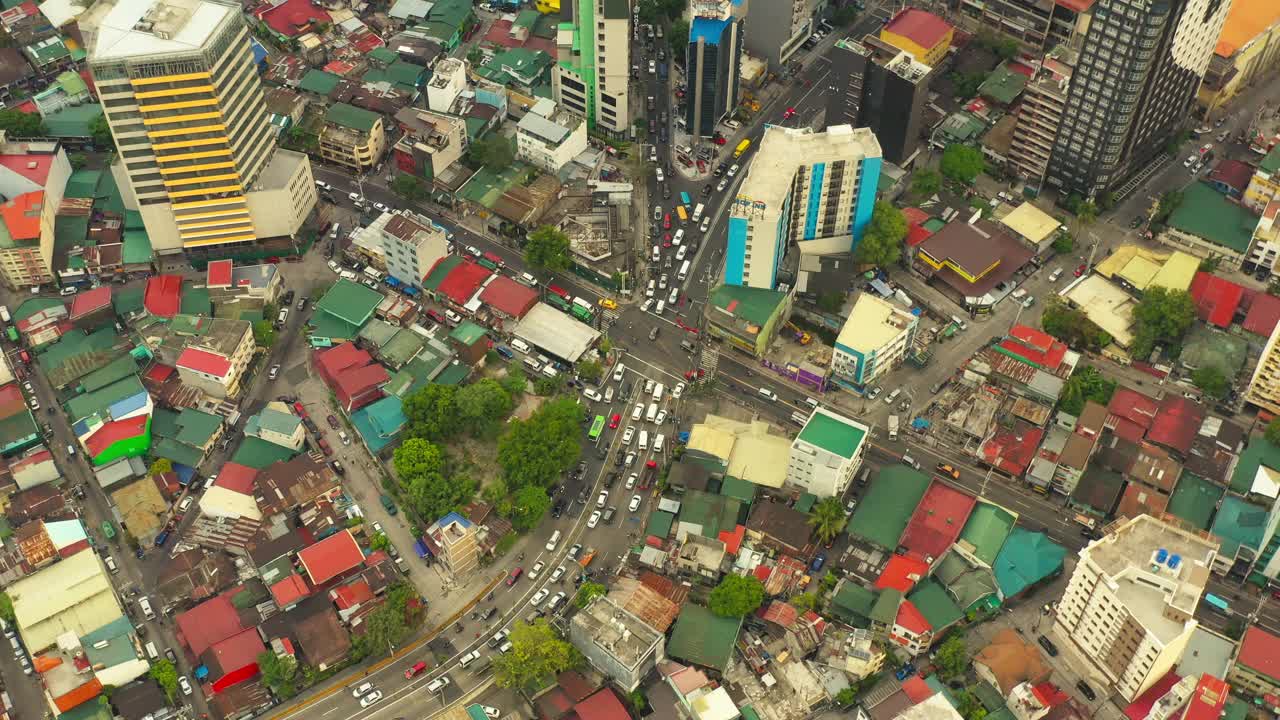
[1053,0,1096,11]
[718,524,745,556]
[1209,159,1254,193]
[1183,674,1229,720]
[1147,394,1204,456]
[177,347,232,378]
[297,529,365,585]
[1244,291,1280,337]
[0,153,53,186]
[69,286,112,319]
[52,677,103,712]
[895,599,932,635]
[573,688,631,720]
[0,191,42,241]
[902,208,931,225]
[331,579,373,609]
[336,364,389,398]
[876,554,930,593]
[145,363,176,382]
[900,674,933,703]
[1189,272,1245,328]
[900,482,976,562]
[175,595,245,656]
[207,628,264,690]
[1124,672,1181,720]
[884,8,952,49]
[479,275,538,318]
[980,424,1044,477]
[144,275,184,318]
[253,0,330,37]
[270,573,310,607]
[214,463,259,494]
[905,223,933,247]
[1238,626,1280,681]
[84,415,150,458]
[1107,388,1159,432]
[438,261,492,305]
[316,342,373,383]
[757,600,798,628]
[1000,325,1067,370]
[1031,682,1069,708]
[207,259,233,287]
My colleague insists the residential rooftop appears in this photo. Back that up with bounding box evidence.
[836,294,916,355]
[795,407,868,460]
[83,0,233,61]
[572,595,665,668]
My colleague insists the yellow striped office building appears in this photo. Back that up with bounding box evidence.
[85,0,315,253]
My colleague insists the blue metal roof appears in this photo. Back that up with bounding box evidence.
[691,16,730,45]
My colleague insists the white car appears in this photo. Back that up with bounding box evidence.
[1048,268,1063,282]
[597,490,608,508]
[531,588,550,606]
[588,510,602,528]
[528,561,545,580]
[372,520,383,534]
[427,677,451,693]
[360,691,384,708]
[624,452,636,467]
[549,565,566,582]
[349,191,361,201]
[648,60,656,74]
[668,287,679,304]
[328,260,340,272]
[632,404,644,421]
[673,383,686,399]
[727,164,740,178]
[59,286,78,296]
[374,202,389,212]
[466,245,482,257]
[566,543,582,560]
[352,682,375,698]
[629,495,642,512]
[268,364,281,380]
[179,676,193,696]
[626,473,637,490]
[655,410,667,424]
[613,363,625,382]
[622,426,635,445]
[716,177,728,192]
[479,707,501,719]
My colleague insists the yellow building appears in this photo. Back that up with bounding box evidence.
[1199,0,1280,116]
[879,8,953,67]
[319,103,387,172]
[1245,146,1280,213]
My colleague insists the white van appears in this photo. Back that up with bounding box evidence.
[692,203,705,222]
[138,597,156,621]
[444,309,462,326]
[676,245,688,261]
[604,386,615,403]
[541,364,559,378]
[104,555,118,574]
[652,383,664,401]
[518,272,538,287]
[678,260,691,281]
[646,280,656,298]
[757,387,778,402]
[523,357,542,373]
[276,308,289,326]
[884,388,902,405]
[655,299,665,315]
[653,434,665,453]
[145,642,159,660]
[340,270,358,281]
[673,229,685,246]
[545,530,561,551]
[511,338,531,354]
[638,430,649,450]
[646,403,659,422]
[951,315,968,331]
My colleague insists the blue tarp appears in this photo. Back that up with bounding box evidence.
[175,465,196,485]
[870,278,893,298]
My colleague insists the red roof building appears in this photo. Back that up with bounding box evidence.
[479,276,538,318]
[297,529,365,586]
[876,554,930,593]
[1207,159,1253,198]
[175,595,246,656]
[1244,291,1280,337]
[205,628,265,693]
[757,600,798,628]
[999,325,1069,372]
[572,688,631,720]
[1030,682,1069,709]
[270,574,310,608]
[437,261,492,306]
[883,8,952,49]
[177,347,233,379]
[901,674,934,703]
[981,424,1045,477]
[895,599,931,636]
[334,363,389,412]
[315,342,374,386]
[1106,388,1159,440]
[207,259,234,288]
[144,275,183,318]
[1182,674,1229,720]
[1123,672,1180,720]
[84,415,150,459]
[899,482,976,563]
[214,463,259,494]
[68,286,112,320]
[1236,626,1280,685]
[252,0,330,37]
[0,151,53,185]
[1189,272,1245,328]
[145,363,176,383]
[330,579,374,610]
[1145,394,1204,457]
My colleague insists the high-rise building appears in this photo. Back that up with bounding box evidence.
[786,407,869,498]
[827,35,933,165]
[1044,0,1231,199]
[1008,44,1077,185]
[83,0,316,255]
[726,124,881,289]
[685,0,747,139]
[956,0,1093,53]
[744,0,817,68]
[1052,514,1218,703]
[551,0,630,136]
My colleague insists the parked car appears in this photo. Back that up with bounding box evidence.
[1037,635,1059,657]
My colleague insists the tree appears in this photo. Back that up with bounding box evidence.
[977,29,1018,60]
[855,201,908,266]
[149,659,179,701]
[394,439,474,521]
[497,397,583,488]
[1266,418,1280,446]
[492,620,582,693]
[598,336,613,355]
[393,437,445,480]
[789,593,819,613]
[257,651,300,699]
[508,484,552,532]
[835,688,858,707]
[351,584,422,659]
[533,374,563,396]
[455,379,515,437]
[574,582,607,608]
[1059,366,1117,416]
[0,109,46,138]
[817,291,845,314]
[370,533,392,552]
[468,134,515,170]
[708,574,765,617]
[252,320,276,348]
[911,168,941,197]
[1154,190,1184,223]
[949,71,989,100]
[576,359,603,383]
[1051,233,1075,254]
[90,111,113,149]
[670,18,690,65]
[391,173,430,203]
[499,372,527,399]
[955,689,988,720]
[403,384,459,441]
[524,225,572,272]
[69,153,87,169]
[934,635,968,679]
[0,592,13,623]
[1191,365,1230,400]
[808,497,847,546]
[831,4,858,26]
[1199,255,1222,272]
[940,144,985,185]
[1041,300,1112,352]
[1130,287,1196,359]
[148,458,173,476]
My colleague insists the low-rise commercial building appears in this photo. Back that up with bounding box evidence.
[319,103,387,172]
[831,294,918,390]
[516,99,587,173]
[153,315,256,399]
[1227,626,1280,700]
[786,407,869,498]
[879,8,952,66]
[704,284,792,358]
[568,594,665,693]
[423,512,478,577]
[1198,3,1280,116]
[356,210,448,290]
[392,107,467,181]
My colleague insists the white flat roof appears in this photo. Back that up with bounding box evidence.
[88,0,231,61]
[513,303,600,363]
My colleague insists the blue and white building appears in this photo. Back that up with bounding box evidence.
[830,294,918,391]
[725,124,882,290]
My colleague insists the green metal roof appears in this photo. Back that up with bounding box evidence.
[434,363,470,385]
[42,103,101,137]
[113,285,146,316]
[992,528,1065,599]
[667,604,742,671]
[869,587,900,624]
[645,510,674,539]
[252,407,301,436]
[51,214,87,252]
[830,579,876,626]
[315,278,383,328]
[423,255,464,291]
[846,465,930,548]
[1261,145,1280,175]
[677,489,742,539]
[796,411,865,459]
[64,169,102,199]
[1230,436,1280,494]
[326,103,380,133]
[957,501,1017,566]
[80,355,138,393]
[299,69,342,96]
[65,375,145,422]
[1211,494,1268,559]
[979,62,1029,105]
[908,577,963,631]
[1166,182,1257,253]
[231,436,298,469]
[153,437,203,468]
[180,283,210,316]
[1167,472,1223,530]
[173,408,222,447]
[707,284,788,327]
[449,321,486,346]
[719,475,756,504]
[367,46,398,64]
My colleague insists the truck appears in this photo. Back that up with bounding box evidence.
[888,415,899,441]
[639,459,658,489]
[733,139,751,158]
[380,493,399,516]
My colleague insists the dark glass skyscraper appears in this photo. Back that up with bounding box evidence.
[685,0,747,138]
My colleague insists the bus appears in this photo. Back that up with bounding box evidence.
[679,191,691,207]
[571,304,594,323]
[588,415,606,441]
[546,295,571,312]
[675,206,688,224]
[1204,593,1230,614]
[734,139,751,158]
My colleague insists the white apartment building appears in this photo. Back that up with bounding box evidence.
[1052,515,1219,703]
[831,294,918,391]
[426,57,468,113]
[359,210,449,290]
[1244,200,1280,280]
[786,407,869,498]
[516,98,588,173]
[552,0,630,135]
[726,125,882,289]
[85,0,316,255]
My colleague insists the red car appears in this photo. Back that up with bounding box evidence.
[609,413,621,429]
[663,213,671,230]
[548,284,570,299]
[696,160,706,172]
[1074,263,1087,277]
[663,233,673,247]
[506,567,523,586]
[405,661,428,679]
[714,136,727,145]
[684,369,706,380]
[317,437,333,456]
[426,308,445,323]
[293,402,308,419]
[783,106,796,119]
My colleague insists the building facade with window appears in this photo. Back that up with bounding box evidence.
[826,35,932,165]
[551,0,630,135]
[685,0,747,139]
[786,407,868,498]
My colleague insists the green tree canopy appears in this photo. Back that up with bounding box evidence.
[257,651,300,699]
[576,359,603,383]
[351,584,422,659]
[1266,418,1280,446]
[1130,287,1196,359]
[492,620,583,693]
[708,574,765,617]
[523,225,572,272]
[934,635,968,679]
[149,659,179,701]
[149,458,173,476]
[1059,366,1117,416]
[670,18,690,64]
[0,592,13,623]
[468,135,515,170]
[252,320,276,348]
[497,396,583,488]
[403,384,459,441]
[508,484,552,532]
[910,168,941,197]
[855,201,908,267]
[1041,299,1112,352]
[391,173,430,203]
[1191,365,1230,400]
[499,372,528,398]
[393,438,474,521]
[574,582,607,608]
[393,437,445,479]
[1051,234,1075,254]
[90,112,114,149]
[940,144,986,185]
[0,109,46,138]
[808,497,847,546]
[455,379,515,437]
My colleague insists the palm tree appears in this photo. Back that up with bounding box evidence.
[809,497,847,547]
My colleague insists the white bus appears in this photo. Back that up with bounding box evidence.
[678,260,691,281]
[692,203,705,223]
